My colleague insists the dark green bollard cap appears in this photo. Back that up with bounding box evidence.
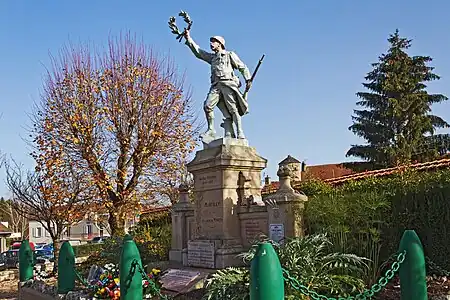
[398,230,427,300]
[58,241,76,293]
[120,234,143,300]
[250,242,284,300]
[19,240,34,282]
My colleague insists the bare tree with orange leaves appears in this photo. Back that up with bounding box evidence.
[5,158,91,268]
[33,33,199,235]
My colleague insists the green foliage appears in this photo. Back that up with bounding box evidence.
[72,243,104,257]
[79,211,172,274]
[347,29,449,167]
[203,234,368,300]
[203,267,250,300]
[130,210,172,263]
[304,168,450,281]
[137,210,171,227]
[295,178,333,197]
[0,198,10,221]
[76,237,123,275]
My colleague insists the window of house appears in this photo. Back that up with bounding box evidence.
[35,227,43,238]
[86,224,93,235]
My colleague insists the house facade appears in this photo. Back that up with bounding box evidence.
[28,219,109,245]
[28,213,138,245]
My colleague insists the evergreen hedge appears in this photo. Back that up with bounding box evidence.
[73,243,104,257]
[298,168,450,272]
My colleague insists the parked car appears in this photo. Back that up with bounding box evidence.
[59,239,81,246]
[34,243,47,250]
[0,249,48,269]
[10,241,35,250]
[42,243,53,251]
[0,249,20,269]
[91,236,110,244]
[0,257,6,271]
[35,249,54,263]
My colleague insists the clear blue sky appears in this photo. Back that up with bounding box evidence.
[1,1,450,197]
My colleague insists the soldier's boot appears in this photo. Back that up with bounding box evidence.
[201,111,216,138]
[220,118,236,138]
[232,113,246,139]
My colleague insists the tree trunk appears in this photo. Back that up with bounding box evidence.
[52,236,59,273]
[109,210,125,236]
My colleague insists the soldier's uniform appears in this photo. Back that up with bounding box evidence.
[185,35,251,139]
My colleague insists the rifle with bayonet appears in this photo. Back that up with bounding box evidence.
[243,54,265,100]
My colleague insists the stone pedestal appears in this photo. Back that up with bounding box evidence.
[186,138,267,268]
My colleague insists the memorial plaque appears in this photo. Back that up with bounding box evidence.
[160,269,201,292]
[187,240,215,268]
[269,224,285,244]
[242,219,267,245]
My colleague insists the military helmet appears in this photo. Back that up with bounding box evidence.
[210,36,226,49]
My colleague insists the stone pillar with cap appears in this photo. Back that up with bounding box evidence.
[265,155,308,242]
[169,181,195,263]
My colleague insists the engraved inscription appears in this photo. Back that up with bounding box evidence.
[200,197,223,234]
[241,219,267,246]
[197,174,217,189]
[187,240,215,268]
[204,200,220,207]
[244,220,263,242]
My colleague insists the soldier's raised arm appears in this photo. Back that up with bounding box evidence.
[184,30,213,64]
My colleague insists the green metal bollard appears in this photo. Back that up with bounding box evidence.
[398,230,427,300]
[58,241,76,293]
[19,240,34,282]
[250,242,284,300]
[120,234,143,300]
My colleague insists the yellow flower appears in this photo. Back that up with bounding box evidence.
[152,268,161,275]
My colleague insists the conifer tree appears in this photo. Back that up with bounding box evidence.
[347,29,450,167]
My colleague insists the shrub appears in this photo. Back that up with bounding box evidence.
[77,237,124,275]
[295,178,333,197]
[130,210,172,263]
[203,234,368,300]
[302,168,450,279]
[73,243,104,257]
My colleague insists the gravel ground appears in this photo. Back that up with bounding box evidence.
[375,275,450,299]
[1,274,447,300]
[0,279,18,300]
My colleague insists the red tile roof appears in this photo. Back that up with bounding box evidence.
[325,158,450,185]
[261,163,358,194]
[262,158,450,193]
[261,182,280,195]
[303,163,356,180]
[140,206,171,215]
